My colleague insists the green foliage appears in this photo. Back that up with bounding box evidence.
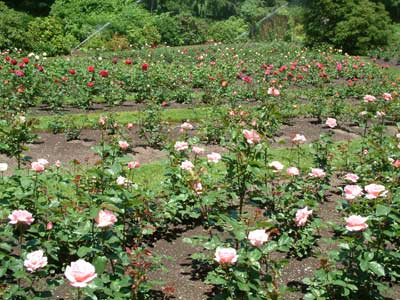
[26,16,77,55]
[0,2,33,50]
[304,0,393,54]
[208,17,248,42]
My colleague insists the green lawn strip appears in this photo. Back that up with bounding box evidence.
[129,138,363,193]
[32,107,214,131]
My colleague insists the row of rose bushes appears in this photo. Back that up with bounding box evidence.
[1,97,399,299]
[0,42,397,115]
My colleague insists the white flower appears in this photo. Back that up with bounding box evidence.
[0,163,8,172]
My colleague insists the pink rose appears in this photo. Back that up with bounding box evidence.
[308,168,326,178]
[345,215,368,231]
[46,222,53,230]
[180,160,194,171]
[295,207,313,227]
[193,181,203,194]
[267,87,280,96]
[127,123,134,129]
[243,129,261,144]
[247,229,270,247]
[95,210,117,228]
[128,161,140,169]
[8,210,34,225]
[292,134,306,144]
[363,95,376,103]
[383,93,392,101]
[344,185,363,200]
[24,250,48,272]
[325,118,337,128]
[287,167,300,176]
[269,161,284,172]
[174,141,188,151]
[98,117,106,125]
[31,162,45,172]
[392,160,400,168]
[214,247,238,264]
[364,184,387,199]
[55,160,61,168]
[344,173,359,183]
[118,141,129,150]
[207,152,222,163]
[376,111,385,118]
[64,259,97,288]
[180,122,193,131]
[192,146,205,155]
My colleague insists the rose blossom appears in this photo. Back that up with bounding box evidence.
[364,184,387,199]
[207,152,222,163]
[308,168,326,178]
[37,158,49,166]
[292,134,306,144]
[116,176,129,186]
[180,122,193,131]
[344,185,363,200]
[8,210,34,225]
[98,116,106,125]
[243,129,261,144]
[214,247,238,264]
[295,207,313,227]
[128,161,140,169]
[345,215,368,231]
[174,141,188,151]
[95,210,117,228]
[193,181,203,194]
[287,167,300,176]
[383,93,392,101]
[325,118,337,128]
[247,229,270,247]
[46,222,53,230]
[118,141,129,150]
[127,123,133,129]
[55,160,61,168]
[392,160,400,168]
[192,146,205,155]
[269,161,284,172]
[64,259,97,288]
[0,163,8,172]
[363,95,376,103]
[24,250,48,272]
[344,173,359,183]
[180,160,194,171]
[267,87,280,96]
[31,162,45,172]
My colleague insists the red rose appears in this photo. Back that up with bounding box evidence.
[10,59,17,65]
[112,57,118,64]
[5,56,10,62]
[69,69,76,75]
[62,76,68,81]
[15,70,24,77]
[141,63,148,71]
[125,59,132,65]
[87,81,95,88]
[22,58,29,64]
[87,66,95,73]
[99,70,108,77]
[37,65,44,72]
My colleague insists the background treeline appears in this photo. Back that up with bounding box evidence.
[0,0,399,55]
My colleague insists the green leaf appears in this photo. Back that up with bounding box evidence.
[93,256,107,275]
[77,246,93,257]
[369,261,385,277]
[376,204,390,216]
